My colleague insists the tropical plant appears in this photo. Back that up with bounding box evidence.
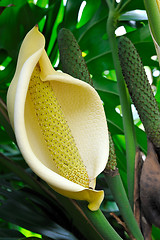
[0,0,160,239]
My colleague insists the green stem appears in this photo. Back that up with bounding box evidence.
[104,171,144,240]
[116,0,131,13]
[56,197,123,240]
[143,0,160,45]
[106,6,137,208]
[0,152,122,240]
[106,0,114,8]
[78,201,123,240]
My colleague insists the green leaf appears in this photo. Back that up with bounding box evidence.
[0,182,78,240]
[42,0,61,51]
[62,0,83,31]
[76,0,101,28]
[0,229,24,240]
[119,10,148,21]
[127,25,157,67]
[94,77,118,95]
[0,1,47,58]
[119,0,145,12]
[85,23,156,80]
[0,99,16,143]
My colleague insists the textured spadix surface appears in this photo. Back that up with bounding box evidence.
[7,27,109,211]
[118,36,160,148]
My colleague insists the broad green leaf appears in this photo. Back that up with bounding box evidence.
[126,25,157,67]
[0,62,15,86]
[126,24,151,42]
[119,10,148,21]
[19,238,41,240]
[86,24,156,80]
[77,0,109,42]
[120,0,145,12]
[152,226,160,240]
[42,0,61,51]
[0,182,78,240]
[0,229,24,240]
[0,99,16,143]
[62,0,82,31]
[35,0,48,8]
[0,1,47,58]
[0,128,11,143]
[76,0,101,29]
[79,19,109,61]
[93,77,118,95]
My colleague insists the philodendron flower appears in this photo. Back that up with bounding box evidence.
[7,26,109,211]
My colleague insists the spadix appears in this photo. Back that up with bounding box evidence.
[7,27,109,211]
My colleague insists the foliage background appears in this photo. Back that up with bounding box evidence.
[0,0,160,239]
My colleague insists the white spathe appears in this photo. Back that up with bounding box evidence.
[7,27,109,211]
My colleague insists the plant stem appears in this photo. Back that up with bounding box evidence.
[57,197,123,240]
[104,171,144,240]
[143,0,160,45]
[106,6,137,208]
[105,0,114,9]
[116,0,131,13]
[78,201,123,240]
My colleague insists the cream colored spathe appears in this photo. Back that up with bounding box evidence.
[7,26,109,211]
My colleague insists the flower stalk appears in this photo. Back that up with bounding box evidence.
[106,4,137,208]
[104,171,144,240]
[143,0,160,46]
[104,133,143,240]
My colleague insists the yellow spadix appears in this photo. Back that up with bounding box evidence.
[7,27,109,211]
